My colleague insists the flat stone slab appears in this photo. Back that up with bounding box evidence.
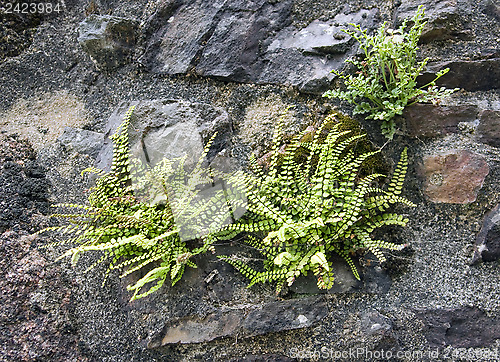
[148,295,327,347]
[477,110,500,148]
[396,0,468,42]
[58,127,104,158]
[139,0,378,93]
[420,58,500,91]
[96,99,233,171]
[403,104,479,137]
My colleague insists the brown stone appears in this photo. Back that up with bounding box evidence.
[420,150,489,204]
[404,104,478,137]
[477,110,500,148]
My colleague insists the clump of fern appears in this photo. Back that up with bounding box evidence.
[323,6,457,139]
[218,114,415,293]
[38,106,229,300]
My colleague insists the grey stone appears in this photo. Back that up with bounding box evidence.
[195,0,292,82]
[96,99,233,171]
[415,307,500,348]
[139,0,379,93]
[78,15,138,71]
[361,258,393,295]
[395,0,469,42]
[471,204,500,264]
[139,0,225,74]
[259,9,378,93]
[96,99,237,234]
[419,150,489,204]
[268,10,376,56]
[148,295,327,346]
[2,0,500,359]
[241,296,327,336]
[483,0,500,20]
[258,48,341,93]
[57,127,105,158]
[360,311,393,336]
[140,0,183,38]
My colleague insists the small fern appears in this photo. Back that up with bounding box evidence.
[218,114,415,293]
[38,106,229,300]
[323,6,457,139]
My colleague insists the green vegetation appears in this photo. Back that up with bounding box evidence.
[323,6,457,139]
[39,105,415,299]
[38,106,230,300]
[218,114,415,293]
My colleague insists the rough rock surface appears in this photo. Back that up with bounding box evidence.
[140,0,378,93]
[415,307,500,348]
[149,296,328,346]
[404,104,479,137]
[78,15,138,71]
[419,150,490,204]
[0,1,42,59]
[58,127,105,158]
[477,110,500,147]
[472,203,500,263]
[0,0,499,360]
[0,135,86,361]
[96,99,233,170]
[395,0,470,42]
[0,136,49,234]
[421,58,500,91]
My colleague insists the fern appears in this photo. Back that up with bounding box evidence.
[218,114,415,292]
[323,6,458,139]
[37,106,228,300]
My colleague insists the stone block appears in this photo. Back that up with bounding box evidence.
[404,104,478,137]
[420,150,489,203]
[78,15,138,71]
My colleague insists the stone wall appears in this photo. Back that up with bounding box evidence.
[0,0,499,360]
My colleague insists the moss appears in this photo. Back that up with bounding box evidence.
[327,111,390,179]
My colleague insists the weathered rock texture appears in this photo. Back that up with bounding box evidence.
[140,0,378,92]
[79,15,138,71]
[472,203,500,263]
[96,99,233,170]
[148,296,328,346]
[420,150,489,204]
[0,0,499,360]
[404,104,479,137]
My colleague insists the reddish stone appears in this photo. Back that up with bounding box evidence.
[404,104,478,137]
[477,110,500,148]
[420,150,489,204]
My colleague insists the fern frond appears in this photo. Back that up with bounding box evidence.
[38,105,227,300]
[219,115,414,292]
